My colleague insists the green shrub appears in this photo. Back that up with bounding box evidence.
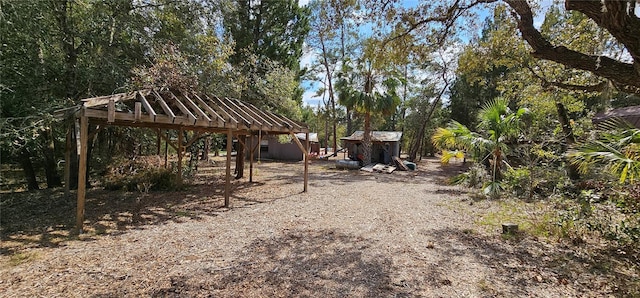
[104,157,182,191]
[504,167,531,197]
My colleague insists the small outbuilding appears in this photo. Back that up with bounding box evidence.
[593,105,640,128]
[248,133,319,161]
[341,131,402,164]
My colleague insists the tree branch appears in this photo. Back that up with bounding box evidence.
[524,63,609,92]
[384,0,498,46]
[504,0,640,93]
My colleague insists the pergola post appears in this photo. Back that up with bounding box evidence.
[304,132,309,192]
[290,132,310,193]
[225,129,232,207]
[177,127,183,178]
[249,132,254,182]
[75,112,89,233]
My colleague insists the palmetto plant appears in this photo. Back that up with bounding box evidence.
[570,120,640,184]
[432,99,527,197]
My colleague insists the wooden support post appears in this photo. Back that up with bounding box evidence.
[290,132,309,193]
[134,102,142,121]
[156,129,161,155]
[258,129,262,162]
[76,114,89,233]
[249,132,254,182]
[164,130,169,168]
[304,132,309,192]
[177,128,183,179]
[225,129,232,208]
[107,99,115,123]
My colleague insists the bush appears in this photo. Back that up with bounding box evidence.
[103,157,183,191]
[504,167,531,197]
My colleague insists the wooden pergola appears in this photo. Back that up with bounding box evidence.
[71,88,310,232]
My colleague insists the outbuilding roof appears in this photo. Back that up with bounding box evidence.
[340,131,403,142]
[593,105,640,128]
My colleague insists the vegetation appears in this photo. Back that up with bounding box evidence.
[2,0,640,282]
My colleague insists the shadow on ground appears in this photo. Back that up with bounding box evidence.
[146,229,415,297]
[412,228,640,297]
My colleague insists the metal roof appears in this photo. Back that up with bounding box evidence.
[593,105,640,128]
[295,132,318,143]
[340,131,403,142]
[78,89,308,134]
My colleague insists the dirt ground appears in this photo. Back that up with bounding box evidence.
[1,157,638,297]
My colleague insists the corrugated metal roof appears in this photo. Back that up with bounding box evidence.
[340,131,403,142]
[594,105,640,128]
[295,132,319,143]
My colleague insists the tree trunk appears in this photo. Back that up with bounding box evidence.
[201,137,210,161]
[346,106,353,136]
[555,101,580,180]
[41,127,62,188]
[409,79,449,161]
[235,135,245,179]
[19,148,39,190]
[324,110,329,155]
[68,121,79,189]
[362,113,372,165]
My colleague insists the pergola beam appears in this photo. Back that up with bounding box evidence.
[72,88,309,233]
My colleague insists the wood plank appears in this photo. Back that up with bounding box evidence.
[151,90,176,121]
[225,128,232,208]
[249,132,254,182]
[168,92,197,125]
[76,114,89,233]
[393,156,409,171]
[107,99,115,123]
[224,97,263,129]
[82,92,135,107]
[304,132,309,192]
[204,95,238,126]
[137,91,157,121]
[213,96,252,129]
[192,93,225,127]
[290,132,308,155]
[178,128,183,179]
[134,102,142,121]
[182,92,211,123]
[156,130,179,151]
[232,98,274,128]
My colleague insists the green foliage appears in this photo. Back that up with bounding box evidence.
[503,167,531,197]
[224,0,309,104]
[571,120,640,184]
[433,99,527,189]
[450,164,486,189]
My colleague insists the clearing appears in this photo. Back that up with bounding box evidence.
[1,158,638,297]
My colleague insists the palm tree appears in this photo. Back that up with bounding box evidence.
[338,59,400,165]
[432,98,527,196]
[570,120,640,184]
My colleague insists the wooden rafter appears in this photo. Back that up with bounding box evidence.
[73,88,309,233]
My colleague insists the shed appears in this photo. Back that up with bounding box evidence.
[248,133,319,161]
[63,88,311,232]
[341,131,402,164]
[593,105,640,128]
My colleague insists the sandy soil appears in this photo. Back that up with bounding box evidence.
[1,157,637,297]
